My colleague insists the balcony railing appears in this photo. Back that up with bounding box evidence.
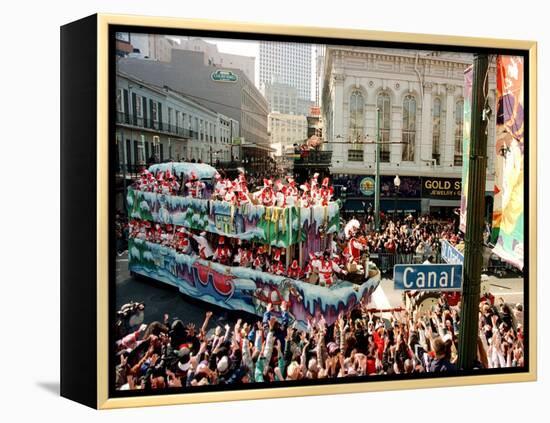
[293,150,333,166]
[116,112,195,138]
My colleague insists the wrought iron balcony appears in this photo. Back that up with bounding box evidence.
[292,150,333,166]
[116,112,194,138]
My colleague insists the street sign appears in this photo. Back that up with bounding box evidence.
[440,240,464,264]
[394,264,463,291]
[211,69,238,83]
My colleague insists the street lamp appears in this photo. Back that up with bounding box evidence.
[393,174,401,218]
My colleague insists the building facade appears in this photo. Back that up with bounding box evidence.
[261,79,313,116]
[117,49,269,154]
[259,41,312,103]
[115,72,239,170]
[314,45,326,107]
[321,47,497,216]
[172,37,256,83]
[127,33,175,62]
[268,112,308,156]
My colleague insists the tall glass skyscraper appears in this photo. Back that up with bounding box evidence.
[259,41,312,102]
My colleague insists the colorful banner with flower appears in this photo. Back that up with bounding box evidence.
[492,56,524,270]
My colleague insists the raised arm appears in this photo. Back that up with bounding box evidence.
[201,311,213,337]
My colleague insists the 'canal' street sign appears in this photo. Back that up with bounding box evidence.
[394,264,463,291]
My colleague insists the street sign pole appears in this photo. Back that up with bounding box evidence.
[375,107,381,232]
[457,53,489,370]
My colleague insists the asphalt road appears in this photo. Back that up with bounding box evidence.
[371,275,525,311]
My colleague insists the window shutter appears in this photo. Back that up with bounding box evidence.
[123,89,129,123]
[126,139,131,166]
[142,97,148,128]
[149,99,154,126]
[133,140,139,165]
[160,144,164,161]
[145,141,150,160]
[158,102,163,130]
[132,93,137,125]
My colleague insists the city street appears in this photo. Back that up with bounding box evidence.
[116,253,524,329]
[371,275,524,311]
[116,254,243,329]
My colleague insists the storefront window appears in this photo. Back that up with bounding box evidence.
[349,91,364,142]
[377,92,391,162]
[454,99,464,166]
[432,98,441,164]
[402,95,416,161]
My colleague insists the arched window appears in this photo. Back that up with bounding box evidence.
[432,98,441,164]
[376,92,391,162]
[402,95,416,161]
[349,91,364,142]
[454,99,464,166]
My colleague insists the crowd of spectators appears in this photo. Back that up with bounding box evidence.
[115,291,525,391]
[335,214,461,264]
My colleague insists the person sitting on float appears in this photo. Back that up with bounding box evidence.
[274,180,287,208]
[253,245,268,271]
[253,178,275,207]
[319,177,334,206]
[285,176,299,206]
[269,249,286,276]
[233,180,252,206]
[160,224,175,245]
[175,227,190,254]
[185,171,205,198]
[318,251,347,287]
[166,169,180,194]
[191,230,213,259]
[234,168,249,194]
[299,182,312,208]
[213,236,231,265]
[306,251,323,284]
[213,173,227,200]
[155,170,168,195]
[287,259,303,280]
[343,219,368,267]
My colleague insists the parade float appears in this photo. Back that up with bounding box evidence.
[126,162,380,329]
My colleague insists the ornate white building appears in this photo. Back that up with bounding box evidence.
[321,46,497,215]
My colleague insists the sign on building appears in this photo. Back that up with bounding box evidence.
[394,264,463,291]
[359,177,375,196]
[211,70,239,83]
[421,177,462,200]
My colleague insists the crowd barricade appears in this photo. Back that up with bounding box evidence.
[369,252,441,275]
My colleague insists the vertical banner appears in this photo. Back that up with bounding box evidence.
[492,56,524,270]
[459,66,473,232]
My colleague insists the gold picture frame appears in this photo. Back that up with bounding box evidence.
[60,13,537,409]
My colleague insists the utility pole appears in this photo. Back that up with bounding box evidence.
[458,53,489,370]
[375,107,381,231]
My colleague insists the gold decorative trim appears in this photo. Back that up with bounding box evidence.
[96,13,537,409]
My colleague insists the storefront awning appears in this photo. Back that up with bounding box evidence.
[429,199,460,207]
[343,199,368,213]
[242,143,276,153]
[381,199,421,213]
